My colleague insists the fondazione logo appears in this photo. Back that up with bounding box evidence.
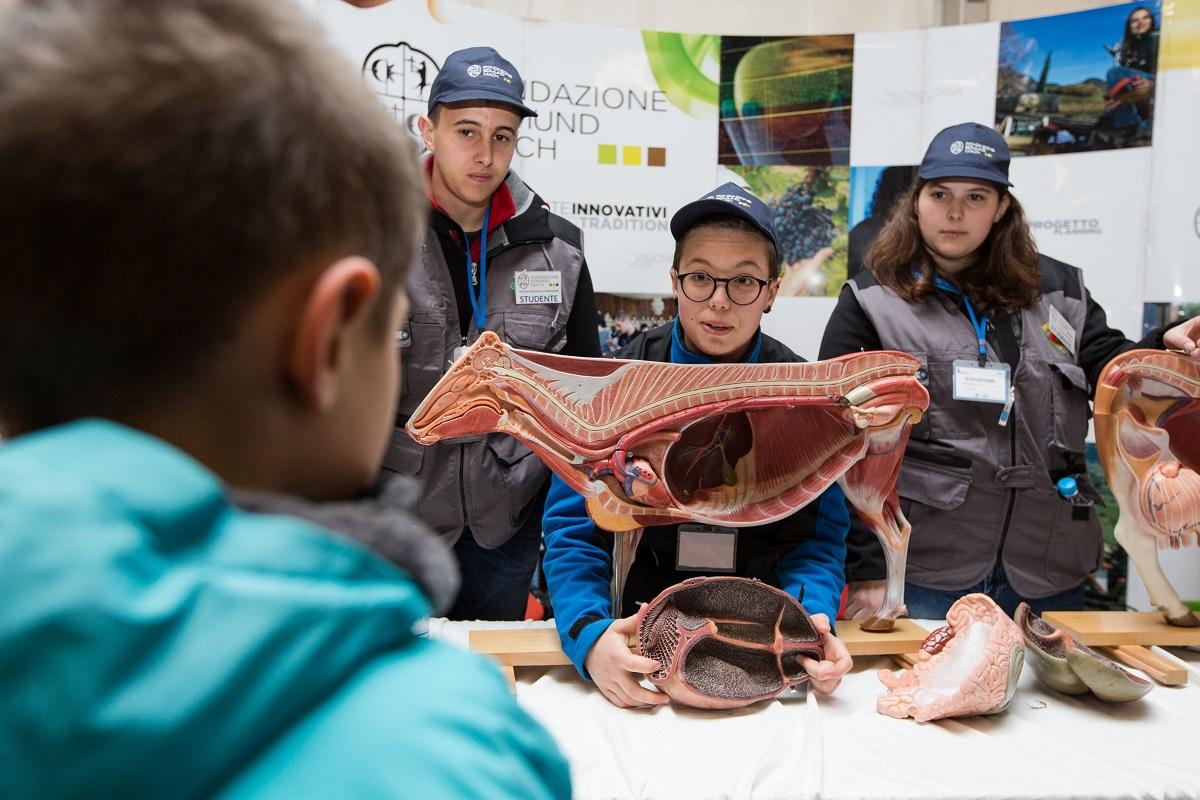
[1029,218,1102,235]
[360,41,439,132]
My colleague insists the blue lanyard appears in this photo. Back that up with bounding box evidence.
[933,274,988,366]
[464,205,490,332]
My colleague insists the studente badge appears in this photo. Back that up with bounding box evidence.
[676,525,738,572]
[514,270,562,305]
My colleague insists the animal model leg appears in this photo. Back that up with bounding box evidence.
[840,419,913,631]
[1113,516,1200,627]
[862,493,910,631]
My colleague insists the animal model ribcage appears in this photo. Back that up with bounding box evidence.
[407,332,929,630]
[1094,349,1200,626]
[635,577,824,709]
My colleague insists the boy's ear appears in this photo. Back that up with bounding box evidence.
[667,266,681,302]
[761,277,780,316]
[288,256,381,411]
[417,114,436,154]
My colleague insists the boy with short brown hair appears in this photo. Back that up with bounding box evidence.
[0,1,568,796]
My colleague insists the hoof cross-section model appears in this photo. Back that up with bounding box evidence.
[876,593,1024,722]
[634,576,823,709]
[406,333,928,627]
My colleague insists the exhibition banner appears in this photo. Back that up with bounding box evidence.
[518,23,718,297]
[312,0,1193,358]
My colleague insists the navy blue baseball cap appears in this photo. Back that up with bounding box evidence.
[918,122,1013,187]
[670,182,779,254]
[427,46,537,118]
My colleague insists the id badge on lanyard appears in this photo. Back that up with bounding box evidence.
[952,360,1010,403]
[937,274,1017,425]
[676,525,738,572]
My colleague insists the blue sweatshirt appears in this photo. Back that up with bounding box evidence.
[543,321,850,678]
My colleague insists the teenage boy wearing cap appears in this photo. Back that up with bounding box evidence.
[819,121,1200,621]
[541,183,853,708]
[385,46,602,621]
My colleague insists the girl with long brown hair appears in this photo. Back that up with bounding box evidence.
[820,122,1200,621]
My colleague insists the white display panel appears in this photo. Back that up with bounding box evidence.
[922,22,1001,145]
[759,297,839,361]
[1144,66,1200,302]
[848,30,926,166]
[1009,149,1152,340]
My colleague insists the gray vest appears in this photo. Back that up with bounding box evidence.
[385,172,583,547]
[850,260,1101,597]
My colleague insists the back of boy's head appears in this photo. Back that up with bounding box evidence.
[0,0,423,434]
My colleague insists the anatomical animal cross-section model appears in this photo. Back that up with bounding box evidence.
[1094,349,1200,628]
[635,576,823,709]
[407,332,929,630]
[1015,603,1152,702]
[876,593,1024,723]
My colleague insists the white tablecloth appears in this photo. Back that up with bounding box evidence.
[429,619,1200,800]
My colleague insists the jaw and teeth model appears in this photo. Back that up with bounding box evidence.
[876,593,1024,723]
[406,332,929,630]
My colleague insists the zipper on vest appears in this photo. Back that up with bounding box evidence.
[458,444,468,524]
[995,410,1019,558]
[993,310,1022,558]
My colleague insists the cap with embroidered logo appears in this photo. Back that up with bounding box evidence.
[918,122,1013,187]
[670,182,779,254]
[427,46,537,118]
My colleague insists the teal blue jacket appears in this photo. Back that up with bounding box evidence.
[0,420,570,799]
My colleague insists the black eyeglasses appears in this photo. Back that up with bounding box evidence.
[674,270,772,305]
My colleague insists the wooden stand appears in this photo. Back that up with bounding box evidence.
[1041,611,1200,647]
[469,628,569,689]
[1041,611,1197,686]
[837,618,930,655]
[469,619,931,689]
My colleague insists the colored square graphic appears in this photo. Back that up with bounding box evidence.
[597,144,617,164]
[647,147,667,167]
[621,145,642,165]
